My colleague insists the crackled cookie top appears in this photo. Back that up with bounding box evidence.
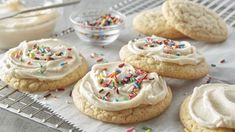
[0,39,82,80]
[189,84,235,129]
[133,9,185,39]
[128,36,205,65]
[79,62,169,111]
[162,0,228,42]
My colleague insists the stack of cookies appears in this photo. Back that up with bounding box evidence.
[133,0,228,43]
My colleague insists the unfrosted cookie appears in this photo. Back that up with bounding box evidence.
[0,39,89,92]
[162,0,228,43]
[133,9,185,39]
[72,62,172,124]
[180,84,235,132]
[119,36,209,80]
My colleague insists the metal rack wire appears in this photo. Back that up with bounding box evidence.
[0,81,83,132]
[0,0,234,132]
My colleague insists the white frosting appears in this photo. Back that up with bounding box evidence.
[0,39,82,80]
[0,0,58,29]
[79,62,169,111]
[127,36,205,65]
[189,83,235,129]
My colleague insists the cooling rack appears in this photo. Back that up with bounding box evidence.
[111,0,235,27]
[0,81,83,132]
[0,0,234,132]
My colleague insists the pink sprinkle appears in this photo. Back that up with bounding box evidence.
[15,54,20,59]
[118,63,125,68]
[96,57,103,62]
[27,61,32,65]
[67,56,73,59]
[67,48,72,51]
[220,59,225,63]
[57,88,65,91]
[129,93,136,99]
[126,127,136,132]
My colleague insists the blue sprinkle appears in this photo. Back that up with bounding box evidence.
[60,62,66,66]
[178,44,185,48]
[133,82,140,88]
[39,48,45,53]
[115,69,121,73]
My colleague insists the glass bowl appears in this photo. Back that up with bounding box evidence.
[0,0,62,49]
[70,9,126,45]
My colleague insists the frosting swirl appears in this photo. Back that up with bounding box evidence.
[79,62,169,111]
[127,36,204,65]
[189,84,235,129]
[0,39,82,80]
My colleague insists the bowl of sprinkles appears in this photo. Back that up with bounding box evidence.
[70,9,125,45]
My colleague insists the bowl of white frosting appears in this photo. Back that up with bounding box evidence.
[0,0,61,49]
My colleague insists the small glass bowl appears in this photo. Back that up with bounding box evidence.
[70,9,126,45]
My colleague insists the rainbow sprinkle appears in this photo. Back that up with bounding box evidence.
[83,14,122,27]
[13,44,74,74]
[138,37,186,55]
[95,63,150,102]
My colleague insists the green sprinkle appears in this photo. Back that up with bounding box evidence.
[115,98,119,102]
[130,77,135,82]
[142,126,152,132]
[29,53,35,58]
[211,64,216,67]
[176,53,181,56]
[112,81,115,87]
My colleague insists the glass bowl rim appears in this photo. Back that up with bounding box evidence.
[69,8,126,30]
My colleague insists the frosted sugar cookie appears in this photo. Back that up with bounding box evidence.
[0,39,88,92]
[162,0,228,43]
[72,62,172,124]
[119,36,208,80]
[133,9,185,39]
[180,84,235,132]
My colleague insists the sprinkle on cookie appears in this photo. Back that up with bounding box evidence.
[95,63,150,102]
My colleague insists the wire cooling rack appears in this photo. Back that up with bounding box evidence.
[111,0,235,27]
[0,0,234,132]
[0,80,83,132]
